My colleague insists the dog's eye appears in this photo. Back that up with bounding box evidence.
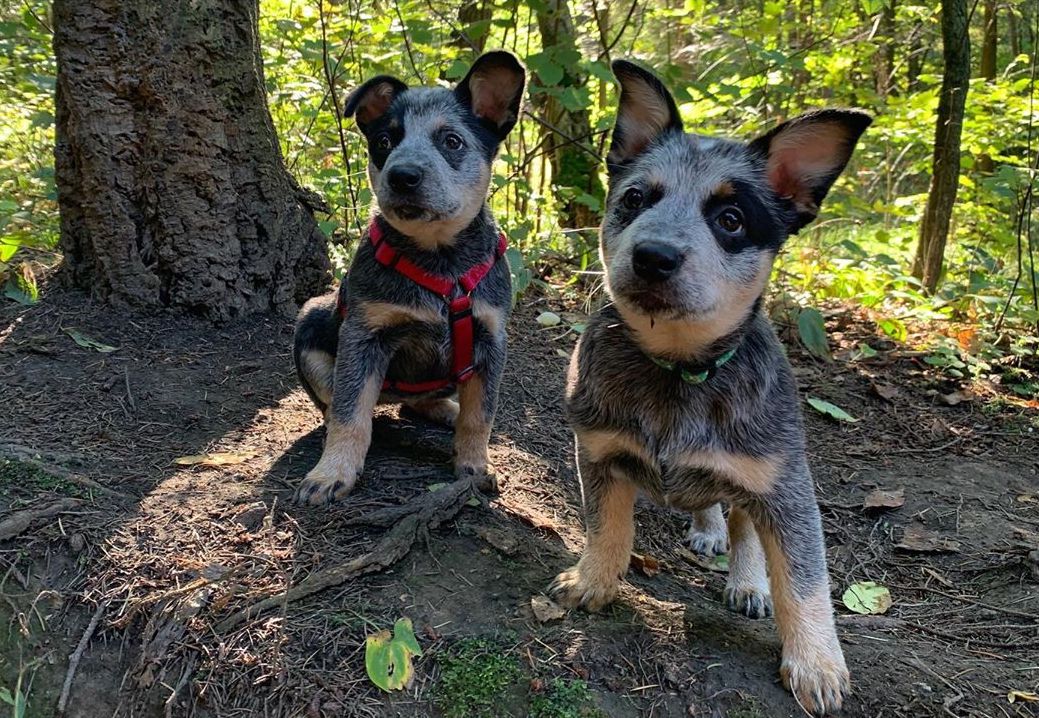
[717,207,744,234]
[375,133,393,151]
[622,187,644,210]
[444,133,464,150]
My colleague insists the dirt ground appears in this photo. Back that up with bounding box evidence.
[1,284,1038,718]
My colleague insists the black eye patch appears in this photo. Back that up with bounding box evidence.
[363,113,405,170]
[702,179,783,253]
[608,181,663,230]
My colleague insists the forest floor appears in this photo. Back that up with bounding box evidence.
[1,283,1038,718]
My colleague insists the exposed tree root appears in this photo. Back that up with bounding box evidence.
[216,475,479,632]
[0,497,84,541]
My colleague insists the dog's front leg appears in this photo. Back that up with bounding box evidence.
[550,448,637,611]
[453,338,505,492]
[746,469,849,715]
[295,319,389,506]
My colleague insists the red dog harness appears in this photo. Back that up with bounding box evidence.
[337,219,507,395]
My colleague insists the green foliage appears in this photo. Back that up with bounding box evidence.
[434,636,523,718]
[530,678,604,718]
[364,617,423,692]
[0,458,82,498]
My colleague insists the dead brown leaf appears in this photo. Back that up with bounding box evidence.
[938,390,972,407]
[895,524,961,553]
[629,552,660,577]
[871,383,899,402]
[863,488,905,511]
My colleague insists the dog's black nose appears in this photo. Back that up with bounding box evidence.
[387,165,423,193]
[632,242,683,282]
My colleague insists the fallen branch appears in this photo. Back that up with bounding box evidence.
[0,498,85,541]
[57,600,109,716]
[216,475,479,632]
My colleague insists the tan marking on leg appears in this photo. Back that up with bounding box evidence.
[297,374,382,505]
[684,502,728,556]
[675,450,780,495]
[360,301,441,331]
[454,375,494,489]
[404,396,459,427]
[552,477,637,611]
[301,349,335,406]
[723,506,772,619]
[759,527,849,714]
[576,428,653,465]
[472,298,505,338]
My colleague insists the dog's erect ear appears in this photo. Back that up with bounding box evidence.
[749,109,872,232]
[455,50,526,138]
[607,60,683,172]
[344,76,408,132]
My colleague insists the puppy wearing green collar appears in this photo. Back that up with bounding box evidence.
[550,60,870,716]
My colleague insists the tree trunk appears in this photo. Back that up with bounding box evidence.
[911,0,970,292]
[53,0,330,320]
[977,0,997,173]
[533,0,605,234]
[453,1,492,52]
[873,0,897,99]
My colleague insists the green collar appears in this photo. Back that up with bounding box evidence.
[648,346,738,385]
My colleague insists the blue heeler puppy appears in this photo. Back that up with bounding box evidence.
[293,51,526,505]
[550,60,870,715]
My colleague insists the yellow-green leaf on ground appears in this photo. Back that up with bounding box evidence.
[807,396,859,423]
[365,617,423,692]
[173,452,252,467]
[842,581,892,615]
[1008,690,1039,703]
[64,328,118,353]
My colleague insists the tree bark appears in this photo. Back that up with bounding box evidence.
[873,0,897,99]
[977,0,997,173]
[912,0,970,293]
[53,0,330,320]
[532,0,605,234]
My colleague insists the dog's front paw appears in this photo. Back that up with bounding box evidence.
[456,463,498,493]
[549,565,618,612]
[723,585,773,619]
[684,524,728,556]
[780,644,850,715]
[294,463,360,506]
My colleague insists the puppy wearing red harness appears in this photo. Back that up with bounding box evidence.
[293,51,525,506]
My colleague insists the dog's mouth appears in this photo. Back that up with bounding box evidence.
[390,204,430,221]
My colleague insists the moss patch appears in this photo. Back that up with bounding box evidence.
[530,678,605,718]
[434,637,524,718]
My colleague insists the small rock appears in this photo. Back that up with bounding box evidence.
[232,502,268,532]
[69,533,86,553]
[531,595,566,623]
[863,488,905,511]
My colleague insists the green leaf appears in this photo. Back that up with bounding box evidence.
[365,617,423,692]
[797,307,831,361]
[842,581,891,615]
[806,396,858,423]
[3,273,38,305]
[878,317,907,343]
[526,52,564,86]
[64,329,118,353]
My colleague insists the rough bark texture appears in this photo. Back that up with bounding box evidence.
[912,0,970,292]
[533,0,605,234]
[874,0,897,99]
[53,0,331,320]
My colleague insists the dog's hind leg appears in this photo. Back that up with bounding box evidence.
[403,396,459,427]
[683,503,729,556]
[294,293,340,413]
[723,506,772,619]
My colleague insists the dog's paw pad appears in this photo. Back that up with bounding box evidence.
[294,467,358,506]
[683,526,728,556]
[548,566,616,612]
[781,651,850,715]
[723,585,773,619]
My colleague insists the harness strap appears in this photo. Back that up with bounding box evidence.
[337,218,508,394]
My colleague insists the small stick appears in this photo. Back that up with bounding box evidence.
[57,600,108,715]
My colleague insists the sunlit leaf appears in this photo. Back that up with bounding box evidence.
[365,618,422,692]
[806,396,858,423]
[842,581,891,615]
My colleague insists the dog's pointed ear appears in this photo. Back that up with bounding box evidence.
[344,75,408,132]
[455,50,526,138]
[608,60,683,172]
[749,109,872,232]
